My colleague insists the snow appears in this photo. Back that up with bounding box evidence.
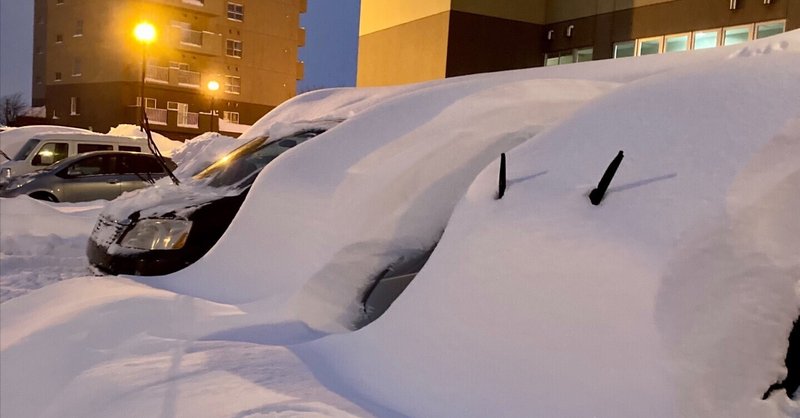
[170,131,239,178]
[106,124,183,157]
[2,31,800,417]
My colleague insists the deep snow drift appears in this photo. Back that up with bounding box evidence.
[2,31,800,418]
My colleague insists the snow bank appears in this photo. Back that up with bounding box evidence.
[106,124,182,157]
[0,197,103,301]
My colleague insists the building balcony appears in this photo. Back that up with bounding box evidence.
[141,0,221,16]
[145,64,201,88]
[177,111,199,128]
[169,26,222,56]
[145,107,168,125]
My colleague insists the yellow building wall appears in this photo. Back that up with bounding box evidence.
[357,12,450,87]
[359,0,451,35]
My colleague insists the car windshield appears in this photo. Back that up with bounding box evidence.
[193,131,320,188]
[13,139,41,160]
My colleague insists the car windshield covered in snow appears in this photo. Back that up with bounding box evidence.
[193,130,320,189]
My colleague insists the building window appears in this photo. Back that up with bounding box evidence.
[723,26,752,46]
[637,37,662,55]
[613,41,635,58]
[144,97,156,108]
[36,75,42,84]
[169,61,190,70]
[664,34,689,53]
[56,0,64,4]
[574,47,593,63]
[225,75,241,94]
[72,57,81,76]
[226,39,242,58]
[756,20,785,39]
[167,101,181,111]
[227,2,244,21]
[692,29,720,50]
[54,72,62,81]
[70,97,80,115]
[75,19,83,36]
[56,34,63,43]
[222,111,239,124]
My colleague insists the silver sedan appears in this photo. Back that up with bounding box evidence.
[0,151,176,202]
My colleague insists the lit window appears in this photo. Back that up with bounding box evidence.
[544,53,559,66]
[227,2,244,21]
[557,53,573,65]
[226,39,242,58]
[693,30,720,49]
[664,34,689,53]
[723,26,751,46]
[756,20,785,39]
[638,37,662,56]
[222,111,239,124]
[225,75,241,94]
[613,41,635,58]
[574,47,593,63]
[70,97,80,115]
[75,19,83,36]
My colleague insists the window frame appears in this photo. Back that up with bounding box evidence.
[722,24,753,46]
[755,19,786,40]
[225,75,241,94]
[227,2,244,21]
[692,28,721,50]
[636,36,663,56]
[663,33,690,53]
[226,39,243,58]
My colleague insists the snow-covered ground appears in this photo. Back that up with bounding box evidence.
[2,31,799,417]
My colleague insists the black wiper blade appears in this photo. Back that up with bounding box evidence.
[143,111,180,185]
[0,149,10,160]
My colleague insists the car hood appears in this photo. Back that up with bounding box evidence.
[101,179,240,222]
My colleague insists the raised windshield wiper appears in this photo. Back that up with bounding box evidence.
[143,111,180,185]
[0,149,10,160]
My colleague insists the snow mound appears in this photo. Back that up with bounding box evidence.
[170,132,239,178]
[106,124,182,157]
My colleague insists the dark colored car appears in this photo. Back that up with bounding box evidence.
[87,130,323,276]
[0,151,175,202]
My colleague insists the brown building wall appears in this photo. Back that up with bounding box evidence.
[446,11,544,78]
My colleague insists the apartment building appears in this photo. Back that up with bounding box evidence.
[32,0,306,139]
[357,0,799,87]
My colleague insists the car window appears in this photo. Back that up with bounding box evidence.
[13,139,40,160]
[32,142,69,166]
[68,155,116,176]
[118,154,164,174]
[77,143,114,153]
[119,145,143,152]
[193,131,320,188]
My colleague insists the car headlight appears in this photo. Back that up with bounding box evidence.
[7,176,35,190]
[119,219,192,250]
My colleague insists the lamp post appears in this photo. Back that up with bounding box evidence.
[207,80,220,132]
[133,22,156,131]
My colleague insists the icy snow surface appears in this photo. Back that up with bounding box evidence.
[2,32,800,417]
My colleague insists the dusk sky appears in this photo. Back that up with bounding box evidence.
[0,0,360,105]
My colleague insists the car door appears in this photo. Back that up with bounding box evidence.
[117,154,165,193]
[59,154,122,202]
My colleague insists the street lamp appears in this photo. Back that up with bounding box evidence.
[133,22,156,131]
[207,80,220,132]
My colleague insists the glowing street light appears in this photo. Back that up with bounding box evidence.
[207,80,220,132]
[134,22,156,130]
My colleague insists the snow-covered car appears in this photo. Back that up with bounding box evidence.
[87,129,324,276]
[0,151,176,202]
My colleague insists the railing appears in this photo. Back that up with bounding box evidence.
[145,65,169,83]
[145,108,168,125]
[177,69,200,87]
[177,111,199,128]
[179,28,203,46]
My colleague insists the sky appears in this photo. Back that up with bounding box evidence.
[0,0,360,105]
